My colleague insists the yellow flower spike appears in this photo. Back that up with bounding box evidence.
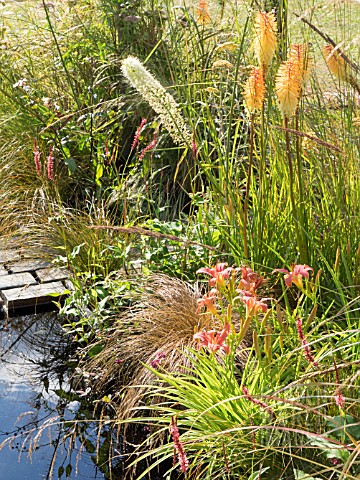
[275,60,302,119]
[289,43,312,89]
[254,11,278,75]
[243,66,266,114]
[322,44,349,82]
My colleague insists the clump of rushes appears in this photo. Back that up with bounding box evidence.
[242,67,265,259]
[121,57,193,147]
[275,57,308,263]
[322,44,360,94]
[253,11,278,76]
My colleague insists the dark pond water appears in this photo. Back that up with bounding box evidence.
[0,312,118,479]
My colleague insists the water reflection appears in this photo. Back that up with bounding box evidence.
[0,313,108,479]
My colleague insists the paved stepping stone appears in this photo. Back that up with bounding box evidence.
[36,268,69,283]
[7,260,52,274]
[0,272,37,290]
[1,281,68,311]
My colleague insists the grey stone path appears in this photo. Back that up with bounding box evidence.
[0,249,69,315]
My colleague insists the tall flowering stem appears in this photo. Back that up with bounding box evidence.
[47,146,54,181]
[276,59,308,263]
[296,317,318,367]
[243,67,265,259]
[170,416,189,473]
[131,117,147,150]
[121,57,192,147]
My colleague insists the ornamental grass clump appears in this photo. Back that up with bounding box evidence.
[121,56,192,147]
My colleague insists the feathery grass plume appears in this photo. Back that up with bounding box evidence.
[121,57,192,147]
[243,67,265,113]
[275,60,301,119]
[322,44,349,82]
[254,11,277,74]
[289,43,312,89]
[212,59,234,69]
[196,0,210,24]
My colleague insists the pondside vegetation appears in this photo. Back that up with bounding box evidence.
[0,0,359,478]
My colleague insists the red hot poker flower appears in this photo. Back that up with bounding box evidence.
[273,264,313,289]
[194,323,230,354]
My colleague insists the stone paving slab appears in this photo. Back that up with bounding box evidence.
[7,260,52,274]
[0,267,8,276]
[36,268,69,283]
[1,281,67,310]
[0,272,37,290]
[0,250,21,264]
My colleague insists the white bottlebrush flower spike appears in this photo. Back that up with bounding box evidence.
[121,56,192,147]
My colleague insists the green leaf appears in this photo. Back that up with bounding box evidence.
[293,469,322,480]
[248,467,270,479]
[327,415,360,441]
[95,163,104,185]
[88,344,104,358]
[64,157,77,174]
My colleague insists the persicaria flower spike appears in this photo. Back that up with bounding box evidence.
[121,57,192,147]
[131,117,147,150]
[296,317,318,367]
[138,132,157,161]
[170,416,189,473]
[275,60,302,119]
[273,264,313,289]
[254,11,277,74]
[47,146,54,181]
[243,67,265,113]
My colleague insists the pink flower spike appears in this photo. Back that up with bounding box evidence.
[242,385,276,418]
[197,262,233,287]
[194,323,230,354]
[138,132,157,160]
[273,264,313,289]
[131,117,147,150]
[47,146,54,181]
[334,392,345,409]
[296,317,318,367]
[170,417,189,473]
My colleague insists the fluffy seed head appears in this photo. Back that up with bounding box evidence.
[243,67,265,113]
[121,56,192,147]
[322,44,349,82]
[254,11,277,73]
[275,60,301,119]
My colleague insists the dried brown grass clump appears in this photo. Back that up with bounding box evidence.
[83,274,232,418]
